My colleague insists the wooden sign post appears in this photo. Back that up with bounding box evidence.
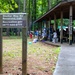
[0,13,27,75]
[0,15,2,73]
[22,28,27,75]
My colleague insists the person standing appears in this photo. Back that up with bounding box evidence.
[50,25,54,41]
[52,30,57,43]
[29,32,32,39]
[35,29,39,39]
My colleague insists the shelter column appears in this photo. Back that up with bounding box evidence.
[60,10,63,44]
[37,22,40,40]
[38,22,41,40]
[54,13,57,31]
[0,15,2,74]
[40,22,43,35]
[48,18,51,41]
[44,21,46,28]
[46,21,48,28]
[69,5,73,45]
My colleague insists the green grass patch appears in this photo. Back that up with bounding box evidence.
[54,47,60,54]
[3,38,22,59]
[3,36,22,39]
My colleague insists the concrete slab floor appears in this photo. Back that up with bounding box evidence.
[53,45,75,75]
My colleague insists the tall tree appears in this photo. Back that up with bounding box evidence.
[26,0,62,30]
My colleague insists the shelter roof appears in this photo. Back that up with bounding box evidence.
[34,1,75,23]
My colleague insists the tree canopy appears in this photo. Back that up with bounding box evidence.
[0,0,75,27]
[0,0,18,12]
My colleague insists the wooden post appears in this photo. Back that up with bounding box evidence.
[22,28,27,75]
[44,21,46,28]
[0,28,2,74]
[54,13,57,31]
[69,5,72,45]
[33,23,35,36]
[38,22,40,40]
[60,10,63,44]
[22,14,28,75]
[0,15,2,74]
[42,22,44,28]
[48,18,51,41]
[46,21,48,28]
[41,22,42,35]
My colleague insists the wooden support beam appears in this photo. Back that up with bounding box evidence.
[60,10,63,44]
[54,13,57,31]
[0,28,2,74]
[0,15,2,74]
[42,22,44,28]
[22,28,27,75]
[44,21,46,28]
[40,22,42,35]
[49,18,53,41]
[69,5,72,45]
[48,18,51,41]
[46,21,48,28]
[38,22,40,40]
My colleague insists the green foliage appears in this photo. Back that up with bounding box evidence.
[0,0,18,13]
[51,0,61,7]
[27,0,62,21]
[54,47,60,54]
[73,20,75,26]
[26,0,62,31]
[4,51,16,58]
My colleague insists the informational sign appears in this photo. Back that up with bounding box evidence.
[0,13,27,28]
[0,13,27,75]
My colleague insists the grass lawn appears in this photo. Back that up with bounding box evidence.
[2,36,60,75]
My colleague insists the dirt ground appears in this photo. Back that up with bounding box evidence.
[1,38,59,75]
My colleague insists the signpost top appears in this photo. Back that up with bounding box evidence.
[0,13,27,28]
